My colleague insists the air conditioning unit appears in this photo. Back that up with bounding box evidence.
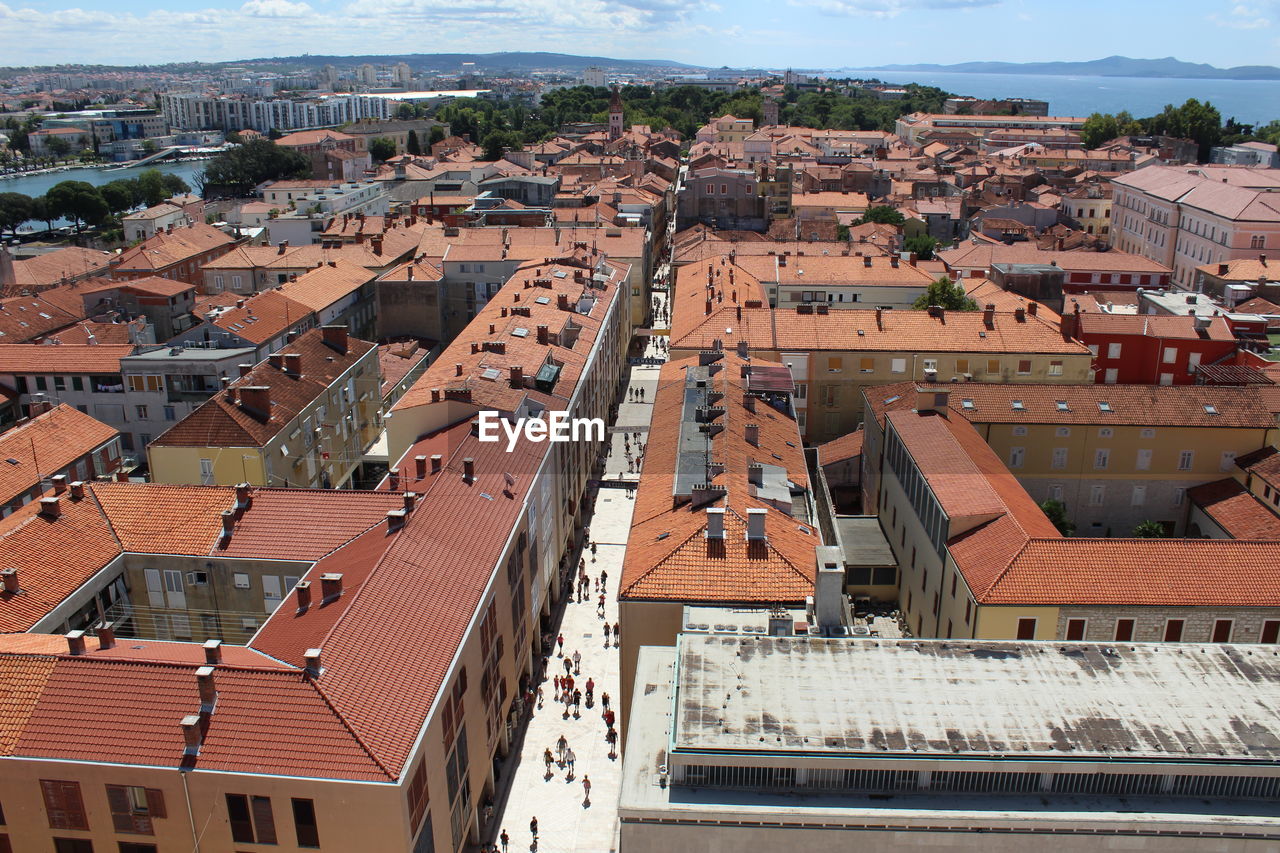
[186,571,209,586]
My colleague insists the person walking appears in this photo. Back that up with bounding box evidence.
[556,734,568,763]
[553,674,561,701]
[557,633,564,656]
[543,748,553,774]
[573,688,582,715]
[500,828,509,852]
[572,649,581,675]
[613,621,621,644]
[604,623,611,645]
[598,593,606,617]
[565,747,577,776]
[586,677,595,706]
[601,691,610,712]
[563,656,572,676]
[530,817,538,839]
[583,775,592,804]
[600,569,607,588]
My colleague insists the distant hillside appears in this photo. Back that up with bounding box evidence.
[866,55,1280,81]
[242,52,705,74]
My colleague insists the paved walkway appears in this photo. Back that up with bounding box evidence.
[488,303,669,853]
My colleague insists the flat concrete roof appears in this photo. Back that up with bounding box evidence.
[835,516,894,566]
[673,635,1280,762]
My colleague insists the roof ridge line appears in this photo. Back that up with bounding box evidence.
[307,677,398,780]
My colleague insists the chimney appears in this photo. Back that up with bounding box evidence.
[181,715,204,755]
[1,568,17,594]
[97,622,116,650]
[536,325,549,345]
[115,471,129,483]
[746,507,767,541]
[983,303,995,329]
[268,353,283,369]
[320,572,343,602]
[371,235,383,255]
[1219,263,1230,276]
[238,362,253,378]
[283,353,302,376]
[50,474,67,495]
[744,393,756,413]
[196,666,218,711]
[203,639,222,665]
[304,648,323,678]
[322,324,349,354]
[387,507,408,529]
[389,468,400,490]
[294,580,312,611]
[463,457,475,482]
[890,255,899,268]
[403,491,416,512]
[38,496,60,519]
[510,365,523,388]
[430,454,442,474]
[277,241,288,255]
[236,298,246,309]
[220,510,235,538]
[65,630,86,655]
[748,462,764,485]
[745,423,759,446]
[814,546,847,630]
[1014,307,1026,322]
[558,293,570,311]
[239,386,271,420]
[234,483,251,509]
[875,306,884,330]
[706,506,725,539]
[705,298,713,315]
[430,389,440,403]
[70,481,85,500]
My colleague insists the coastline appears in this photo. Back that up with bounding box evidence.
[0,154,215,182]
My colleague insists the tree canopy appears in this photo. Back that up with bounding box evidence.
[904,234,939,260]
[912,277,978,311]
[200,138,309,196]
[857,205,906,226]
[0,192,32,237]
[1039,499,1075,536]
[1076,100,1229,159]
[46,180,109,231]
[1132,520,1168,538]
[368,137,396,162]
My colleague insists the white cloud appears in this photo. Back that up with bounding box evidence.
[792,0,998,17]
[1209,2,1272,28]
[240,0,314,17]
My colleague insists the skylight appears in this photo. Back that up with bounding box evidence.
[1098,401,1113,412]
[1055,400,1069,412]
[511,327,529,337]
[481,368,502,381]
[534,296,551,305]
[1011,400,1025,411]
[1204,404,1220,415]
[553,270,567,278]
[961,398,974,410]
[884,394,901,405]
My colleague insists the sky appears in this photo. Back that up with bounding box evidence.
[0,0,1278,68]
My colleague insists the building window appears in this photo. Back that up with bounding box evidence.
[1107,343,1122,359]
[135,405,148,420]
[52,841,93,853]
[226,794,276,845]
[1066,618,1086,641]
[1262,620,1280,644]
[1055,426,1070,437]
[986,359,1000,374]
[1252,235,1265,249]
[1051,448,1068,469]
[292,798,320,848]
[407,759,431,834]
[1131,485,1146,506]
[1162,346,1177,364]
[1048,360,1063,375]
[1212,619,1233,643]
[1012,425,1027,436]
[106,785,165,835]
[890,358,906,374]
[1164,619,1185,642]
[964,599,971,624]
[922,358,938,372]
[119,844,158,853]
[1178,450,1194,471]
[1098,427,1113,438]
[859,357,875,372]
[1089,484,1105,506]
[1008,447,1025,469]
[1016,618,1036,640]
[163,406,176,421]
[1136,448,1152,470]
[41,780,88,831]
[1017,359,1032,374]
[1094,448,1109,469]
[1220,450,1237,472]
[956,358,969,373]
[1115,619,1135,641]
[1173,487,1186,506]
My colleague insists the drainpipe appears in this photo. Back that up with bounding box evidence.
[181,768,201,853]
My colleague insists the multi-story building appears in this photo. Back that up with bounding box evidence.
[669,279,1093,441]
[170,288,314,362]
[894,112,1087,145]
[148,325,381,489]
[274,129,371,182]
[1065,309,1238,385]
[1110,165,1280,291]
[0,402,121,516]
[860,388,1280,642]
[121,202,192,243]
[262,182,391,247]
[1193,254,1278,302]
[623,634,1280,851]
[939,242,1172,290]
[866,382,1278,536]
[678,167,765,230]
[702,251,938,310]
[118,344,259,451]
[617,351,816,736]
[159,91,391,133]
[108,223,239,283]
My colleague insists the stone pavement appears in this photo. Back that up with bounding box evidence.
[488,304,669,853]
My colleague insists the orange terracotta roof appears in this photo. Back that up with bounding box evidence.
[0,344,134,374]
[111,223,235,273]
[209,289,312,345]
[1188,478,1280,540]
[0,404,117,504]
[817,430,863,466]
[947,383,1274,428]
[939,242,1171,274]
[0,294,82,341]
[92,482,234,555]
[0,654,56,755]
[9,247,112,289]
[277,259,375,313]
[1076,312,1236,342]
[219,488,404,561]
[152,328,375,448]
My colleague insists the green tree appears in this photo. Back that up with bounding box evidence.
[1257,120,1280,146]
[267,127,284,140]
[159,171,190,198]
[912,276,977,311]
[140,139,159,155]
[904,234,939,260]
[427,125,446,147]
[200,138,310,196]
[406,129,421,156]
[1040,499,1075,536]
[857,205,905,226]
[99,181,136,216]
[45,135,72,159]
[137,168,167,207]
[368,137,397,162]
[0,192,32,237]
[29,195,55,232]
[481,130,521,161]
[1080,112,1121,149]
[1145,98,1223,160]
[46,180,109,232]
[1132,520,1167,538]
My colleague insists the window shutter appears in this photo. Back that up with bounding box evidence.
[251,795,277,844]
[145,788,167,820]
[41,779,88,831]
[107,784,136,833]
